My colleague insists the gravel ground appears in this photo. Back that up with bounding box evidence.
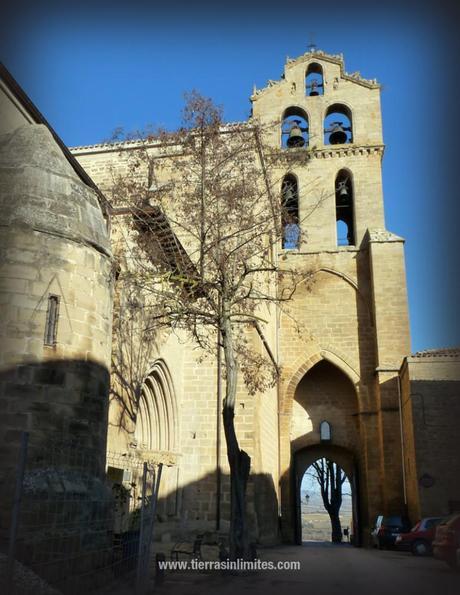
[0,553,62,595]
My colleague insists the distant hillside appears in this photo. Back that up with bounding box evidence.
[300,489,352,514]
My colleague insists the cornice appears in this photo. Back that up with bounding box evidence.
[270,144,384,163]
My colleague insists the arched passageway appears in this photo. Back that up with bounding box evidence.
[294,445,361,546]
[286,359,363,545]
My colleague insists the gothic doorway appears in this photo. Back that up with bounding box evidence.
[293,445,361,546]
[286,358,362,545]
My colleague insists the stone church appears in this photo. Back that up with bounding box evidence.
[0,48,459,555]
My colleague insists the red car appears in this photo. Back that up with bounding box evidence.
[433,513,460,568]
[395,517,443,556]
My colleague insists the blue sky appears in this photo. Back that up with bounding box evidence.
[2,1,459,353]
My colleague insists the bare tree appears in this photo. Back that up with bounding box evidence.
[109,92,318,559]
[310,458,347,543]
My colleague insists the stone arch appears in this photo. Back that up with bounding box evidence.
[304,268,374,328]
[281,173,300,249]
[135,359,178,452]
[281,106,309,148]
[305,62,324,96]
[282,348,360,417]
[290,359,360,453]
[324,102,353,145]
[279,352,362,543]
[335,169,355,246]
[312,267,359,292]
[293,445,361,545]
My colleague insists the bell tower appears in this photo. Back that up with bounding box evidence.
[251,49,386,250]
[251,49,411,543]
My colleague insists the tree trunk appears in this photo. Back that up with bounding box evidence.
[315,459,344,544]
[221,314,250,560]
[329,511,343,543]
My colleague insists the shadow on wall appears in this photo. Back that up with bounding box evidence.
[109,466,280,548]
[1,447,279,593]
[0,359,111,543]
[281,359,368,545]
[108,264,176,441]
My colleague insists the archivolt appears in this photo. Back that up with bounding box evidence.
[135,359,178,452]
[282,348,360,417]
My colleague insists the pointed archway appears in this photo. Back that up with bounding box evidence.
[293,445,361,546]
[280,357,364,545]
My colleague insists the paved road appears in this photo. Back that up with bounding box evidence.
[153,541,460,595]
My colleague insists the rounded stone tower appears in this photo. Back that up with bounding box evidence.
[0,123,113,536]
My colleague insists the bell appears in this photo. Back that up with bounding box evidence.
[287,125,305,148]
[309,81,319,96]
[283,186,296,202]
[338,182,348,197]
[329,123,347,145]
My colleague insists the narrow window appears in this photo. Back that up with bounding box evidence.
[305,63,324,96]
[281,107,309,149]
[281,174,300,249]
[320,421,332,442]
[335,170,355,246]
[44,295,60,346]
[324,104,353,145]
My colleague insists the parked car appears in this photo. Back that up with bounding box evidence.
[395,517,444,556]
[371,515,411,549]
[433,513,460,568]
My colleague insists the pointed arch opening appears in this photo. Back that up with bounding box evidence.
[134,360,177,452]
[324,104,353,145]
[289,359,361,545]
[335,169,355,246]
[305,63,324,96]
[282,107,309,149]
[297,450,357,545]
[281,173,300,249]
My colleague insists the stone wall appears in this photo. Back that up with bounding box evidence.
[0,123,113,543]
[401,353,460,522]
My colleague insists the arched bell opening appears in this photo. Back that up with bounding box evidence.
[281,173,300,249]
[305,63,324,96]
[335,169,355,246]
[324,104,353,145]
[282,107,309,149]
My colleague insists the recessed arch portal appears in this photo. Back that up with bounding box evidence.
[134,359,178,452]
[294,445,361,546]
[290,359,359,452]
[280,357,363,545]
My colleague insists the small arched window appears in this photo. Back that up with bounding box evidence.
[324,104,353,145]
[281,107,309,149]
[305,63,324,96]
[281,174,300,249]
[335,170,355,246]
[320,421,332,442]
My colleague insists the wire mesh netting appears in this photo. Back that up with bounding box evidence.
[2,433,161,595]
